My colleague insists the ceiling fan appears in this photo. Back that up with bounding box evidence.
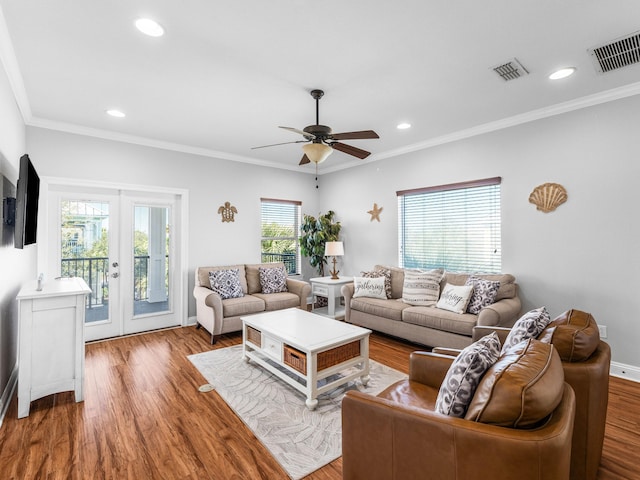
[252,89,379,165]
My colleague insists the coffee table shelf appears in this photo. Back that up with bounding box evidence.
[242,308,371,410]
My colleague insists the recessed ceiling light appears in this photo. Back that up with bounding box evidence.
[135,18,164,37]
[106,109,126,118]
[397,123,411,130]
[548,67,576,80]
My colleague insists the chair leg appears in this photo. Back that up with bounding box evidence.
[210,334,216,345]
[195,323,202,330]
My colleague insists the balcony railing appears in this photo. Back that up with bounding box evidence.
[261,252,297,275]
[61,255,166,307]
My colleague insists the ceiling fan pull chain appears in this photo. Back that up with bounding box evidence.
[315,162,319,189]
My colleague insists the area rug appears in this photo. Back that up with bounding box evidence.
[188,345,407,479]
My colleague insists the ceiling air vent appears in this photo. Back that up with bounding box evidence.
[589,31,640,74]
[492,58,529,81]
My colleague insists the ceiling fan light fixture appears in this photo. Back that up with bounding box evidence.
[302,143,333,164]
[135,18,164,37]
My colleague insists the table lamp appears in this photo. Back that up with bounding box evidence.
[324,241,344,280]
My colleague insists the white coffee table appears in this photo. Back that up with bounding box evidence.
[241,308,371,410]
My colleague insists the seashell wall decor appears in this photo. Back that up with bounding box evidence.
[528,183,568,213]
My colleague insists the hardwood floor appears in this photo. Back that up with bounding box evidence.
[0,326,638,479]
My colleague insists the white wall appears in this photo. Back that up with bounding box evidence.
[321,94,640,368]
[0,57,30,421]
[25,127,320,317]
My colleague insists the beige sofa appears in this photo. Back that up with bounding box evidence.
[342,265,521,349]
[193,262,311,344]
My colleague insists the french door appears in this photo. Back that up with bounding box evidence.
[47,187,182,341]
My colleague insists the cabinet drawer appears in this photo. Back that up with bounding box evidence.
[312,284,329,297]
[261,333,282,361]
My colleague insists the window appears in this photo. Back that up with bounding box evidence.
[397,177,501,273]
[260,198,302,275]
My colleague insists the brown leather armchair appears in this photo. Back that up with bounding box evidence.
[342,343,576,480]
[471,309,610,480]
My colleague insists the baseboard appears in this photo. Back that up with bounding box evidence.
[0,364,18,428]
[610,361,640,383]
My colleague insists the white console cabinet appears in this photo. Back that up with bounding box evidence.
[16,277,91,418]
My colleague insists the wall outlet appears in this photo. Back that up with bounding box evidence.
[598,325,608,339]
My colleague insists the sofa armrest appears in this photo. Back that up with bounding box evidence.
[285,277,311,309]
[472,325,512,343]
[408,351,454,388]
[476,295,521,328]
[342,383,575,480]
[342,283,355,321]
[193,286,223,336]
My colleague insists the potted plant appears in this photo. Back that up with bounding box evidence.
[300,210,341,277]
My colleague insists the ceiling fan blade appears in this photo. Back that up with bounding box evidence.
[330,130,379,140]
[299,154,311,165]
[279,126,316,139]
[331,142,371,159]
[251,140,308,150]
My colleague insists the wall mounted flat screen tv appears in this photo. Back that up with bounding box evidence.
[14,154,40,249]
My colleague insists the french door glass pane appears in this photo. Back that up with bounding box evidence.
[133,205,170,316]
[60,200,110,323]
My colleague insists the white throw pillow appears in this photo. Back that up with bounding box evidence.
[402,269,444,306]
[436,283,474,314]
[353,276,387,299]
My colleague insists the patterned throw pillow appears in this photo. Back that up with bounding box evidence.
[258,266,288,294]
[435,332,502,417]
[353,276,387,299]
[436,283,474,314]
[465,275,501,314]
[361,268,392,298]
[402,269,444,306]
[501,306,551,354]
[208,269,244,299]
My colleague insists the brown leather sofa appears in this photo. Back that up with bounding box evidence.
[471,309,610,480]
[342,341,576,480]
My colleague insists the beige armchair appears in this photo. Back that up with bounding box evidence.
[342,342,576,480]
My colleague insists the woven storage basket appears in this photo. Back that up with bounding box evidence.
[318,340,360,371]
[284,345,306,374]
[246,326,261,347]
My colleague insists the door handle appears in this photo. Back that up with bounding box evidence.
[111,272,119,278]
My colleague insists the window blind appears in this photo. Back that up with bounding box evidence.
[397,178,501,273]
[260,199,301,275]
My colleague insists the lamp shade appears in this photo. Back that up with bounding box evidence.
[324,241,344,256]
[302,143,333,164]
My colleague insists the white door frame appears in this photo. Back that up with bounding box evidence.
[38,177,189,339]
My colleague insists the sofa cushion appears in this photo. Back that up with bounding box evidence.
[436,283,474,314]
[465,275,501,314]
[350,297,410,322]
[199,265,248,293]
[246,262,286,294]
[538,309,600,362]
[221,295,265,317]
[443,272,516,301]
[209,269,244,299]
[502,306,551,354]
[402,269,444,306]
[375,265,405,299]
[259,265,288,294]
[253,292,301,311]
[353,276,387,299]
[435,332,501,417]
[361,268,392,298]
[465,339,564,428]
[402,307,477,336]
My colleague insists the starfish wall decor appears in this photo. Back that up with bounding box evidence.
[367,203,383,222]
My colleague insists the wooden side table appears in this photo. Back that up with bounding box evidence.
[16,277,91,418]
[310,276,353,320]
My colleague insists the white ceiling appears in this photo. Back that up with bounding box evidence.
[1,1,640,174]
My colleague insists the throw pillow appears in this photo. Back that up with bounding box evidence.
[435,332,502,418]
[465,275,501,314]
[258,266,288,294]
[501,306,551,354]
[208,269,244,299]
[402,268,444,306]
[361,268,392,298]
[353,276,387,299]
[436,283,474,314]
